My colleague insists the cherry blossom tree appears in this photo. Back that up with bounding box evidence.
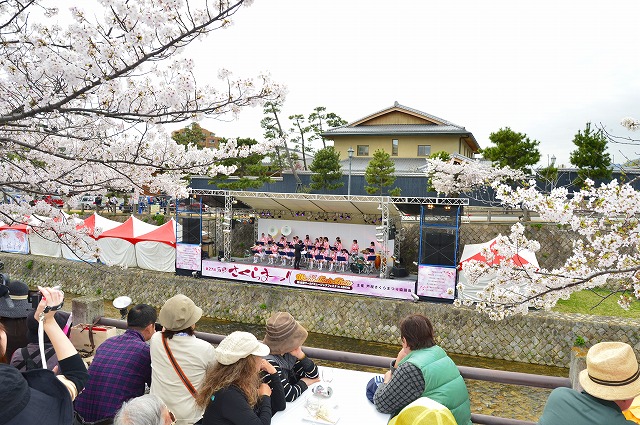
[426,157,640,319]
[0,0,283,257]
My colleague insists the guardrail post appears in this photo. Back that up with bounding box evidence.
[72,296,105,324]
[568,347,587,391]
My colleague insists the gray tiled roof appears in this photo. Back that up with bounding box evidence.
[323,124,470,136]
[340,157,428,173]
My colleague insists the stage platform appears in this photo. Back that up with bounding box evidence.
[201,255,417,301]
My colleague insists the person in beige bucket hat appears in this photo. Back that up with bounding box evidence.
[263,312,319,402]
[539,341,640,425]
[149,294,215,425]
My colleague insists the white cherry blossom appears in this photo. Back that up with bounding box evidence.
[0,0,283,253]
[427,157,640,318]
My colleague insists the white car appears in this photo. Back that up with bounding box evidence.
[78,195,96,209]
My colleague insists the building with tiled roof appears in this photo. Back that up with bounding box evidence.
[322,102,480,174]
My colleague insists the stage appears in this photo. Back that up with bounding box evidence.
[201,254,417,301]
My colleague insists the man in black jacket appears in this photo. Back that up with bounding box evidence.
[293,236,304,269]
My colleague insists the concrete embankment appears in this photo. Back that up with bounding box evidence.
[2,252,639,368]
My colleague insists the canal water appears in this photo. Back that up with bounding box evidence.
[92,296,564,422]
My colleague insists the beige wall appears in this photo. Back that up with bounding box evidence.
[333,134,465,158]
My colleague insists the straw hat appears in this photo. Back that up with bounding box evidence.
[388,397,457,425]
[158,294,202,332]
[215,331,270,365]
[579,341,640,401]
[263,312,308,355]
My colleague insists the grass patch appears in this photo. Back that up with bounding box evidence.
[552,288,640,318]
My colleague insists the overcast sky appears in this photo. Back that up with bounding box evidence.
[176,0,640,168]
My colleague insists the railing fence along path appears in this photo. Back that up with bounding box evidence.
[97,317,571,425]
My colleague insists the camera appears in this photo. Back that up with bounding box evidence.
[28,290,42,309]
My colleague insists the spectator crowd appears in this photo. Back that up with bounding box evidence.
[1,277,640,425]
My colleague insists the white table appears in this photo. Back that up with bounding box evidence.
[271,366,391,425]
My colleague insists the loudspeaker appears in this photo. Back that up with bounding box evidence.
[182,217,200,244]
[421,229,457,266]
[391,266,408,277]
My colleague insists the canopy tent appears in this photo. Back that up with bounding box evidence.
[457,236,539,302]
[27,213,83,259]
[97,216,158,267]
[135,219,178,272]
[61,213,122,262]
[77,213,122,238]
[0,222,29,254]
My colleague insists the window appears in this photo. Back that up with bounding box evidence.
[417,145,431,156]
[357,145,369,156]
[392,139,398,156]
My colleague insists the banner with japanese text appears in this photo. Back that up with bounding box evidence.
[176,243,202,271]
[202,260,415,300]
[416,265,456,300]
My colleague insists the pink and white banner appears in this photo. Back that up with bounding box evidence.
[201,260,415,300]
[416,265,457,300]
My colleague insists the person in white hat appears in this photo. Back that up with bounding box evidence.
[538,341,640,425]
[196,331,285,425]
[149,294,215,425]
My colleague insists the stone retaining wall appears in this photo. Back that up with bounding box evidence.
[2,252,639,368]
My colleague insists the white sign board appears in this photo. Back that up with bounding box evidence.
[416,265,457,299]
[176,243,201,271]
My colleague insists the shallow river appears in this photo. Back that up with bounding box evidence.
[91,296,564,422]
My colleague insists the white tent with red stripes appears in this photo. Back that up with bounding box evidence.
[135,219,179,272]
[457,236,539,302]
[96,216,158,267]
[61,213,122,262]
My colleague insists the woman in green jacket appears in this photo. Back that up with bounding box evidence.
[373,314,472,425]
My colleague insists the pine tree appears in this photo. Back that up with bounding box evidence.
[308,147,344,191]
[208,138,273,190]
[308,106,348,149]
[364,150,401,196]
[569,122,612,184]
[482,127,540,173]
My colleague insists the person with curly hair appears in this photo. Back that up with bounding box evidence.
[196,331,285,425]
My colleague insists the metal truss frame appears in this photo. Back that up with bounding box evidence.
[222,195,233,261]
[379,198,389,278]
[189,189,468,268]
[391,196,469,205]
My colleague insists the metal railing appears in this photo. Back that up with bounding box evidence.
[97,317,569,425]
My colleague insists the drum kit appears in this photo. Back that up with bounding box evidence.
[350,253,366,273]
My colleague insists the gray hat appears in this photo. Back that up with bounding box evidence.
[158,294,202,331]
[0,280,31,319]
[263,312,308,355]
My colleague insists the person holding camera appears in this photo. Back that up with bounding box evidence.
[10,309,70,371]
[0,279,32,362]
[0,286,89,424]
